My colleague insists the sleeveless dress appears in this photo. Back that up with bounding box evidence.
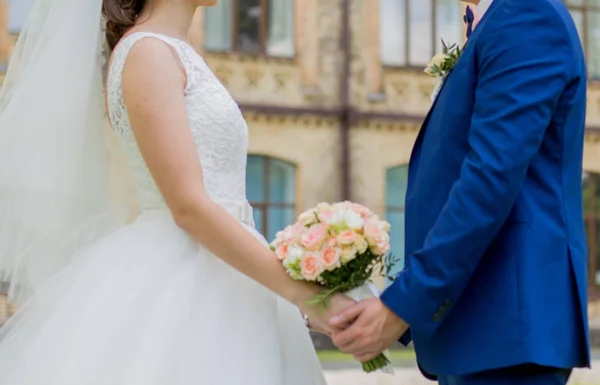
[0,32,327,385]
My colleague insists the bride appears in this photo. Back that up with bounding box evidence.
[0,0,354,383]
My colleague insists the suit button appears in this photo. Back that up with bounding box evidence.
[433,312,443,322]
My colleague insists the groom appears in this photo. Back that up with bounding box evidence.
[330,0,590,383]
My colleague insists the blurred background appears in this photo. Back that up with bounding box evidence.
[1,0,600,382]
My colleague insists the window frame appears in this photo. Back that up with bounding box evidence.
[246,155,298,239]
[380,0,464,69]
[204,0,295,57]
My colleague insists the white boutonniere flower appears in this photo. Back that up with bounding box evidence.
[424,40,464,101]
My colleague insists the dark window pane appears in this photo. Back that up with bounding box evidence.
[236,0,262,53]
[267,207,296,242]
[246,155,265,202]
[385,165,409,207]
[269,159,295,203]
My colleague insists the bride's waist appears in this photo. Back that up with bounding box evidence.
[137,200,255,227]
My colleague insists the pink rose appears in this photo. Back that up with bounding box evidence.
[371,240,390,256]
[337,229,357,245]
[301,252,323,281]
[317,209,334,224]
[364,219,386,245]
[327,237,337,247]
[301,224,328,250]
[289,222,306,241]
[350,203,373,219]
[275,243,289,261]
[321,247,341,271]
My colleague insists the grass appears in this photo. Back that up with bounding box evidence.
[317,349,415,363]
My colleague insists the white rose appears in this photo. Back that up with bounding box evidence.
[344,210,364,230]
[430,52,447,67]
[287,245,304,262]
[298,210,317,226]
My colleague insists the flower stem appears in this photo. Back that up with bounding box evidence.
[361,353,391,373]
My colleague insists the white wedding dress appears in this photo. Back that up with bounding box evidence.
[0,32,326,385]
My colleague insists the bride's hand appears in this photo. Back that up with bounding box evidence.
[299,293,356,336]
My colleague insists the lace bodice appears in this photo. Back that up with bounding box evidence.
[106,32,249,210]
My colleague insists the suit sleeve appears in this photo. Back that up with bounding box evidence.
[380,3,575,338]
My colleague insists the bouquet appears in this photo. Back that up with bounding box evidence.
[270,201,396,373]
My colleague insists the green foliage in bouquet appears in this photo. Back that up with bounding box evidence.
[307,249,391,311]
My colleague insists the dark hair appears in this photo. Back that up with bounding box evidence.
[102,0,146,51]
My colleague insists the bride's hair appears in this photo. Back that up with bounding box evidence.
[103,0,146,51]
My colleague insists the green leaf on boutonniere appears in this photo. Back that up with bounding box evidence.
[424,39,464,78]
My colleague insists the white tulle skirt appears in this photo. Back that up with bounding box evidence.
[0,211,326,385]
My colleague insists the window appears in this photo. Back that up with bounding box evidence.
[246,155,297,242]
[204,0,295,57]
[384,165,408,285]
[380,0,463,67]
[583,172,600,296]
[8,0,35,33]
[566,0,600,79]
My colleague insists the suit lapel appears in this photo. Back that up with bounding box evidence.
[407,0,502,196]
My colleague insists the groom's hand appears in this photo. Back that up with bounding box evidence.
[329,298,408,362]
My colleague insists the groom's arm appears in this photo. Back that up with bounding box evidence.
[380,3,575,339]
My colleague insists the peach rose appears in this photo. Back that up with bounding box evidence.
[327,237,337,247]
[289,222,306,241]
[371,240,390,256]
[317,208,334,224]
[350,203,373,219]
[354,234,369,254]
[340,245,358,264]
[337,229,357,246]
[321,247,341,271]
[298,210,318,226]
[380,220,391,233]
[364,219,386,245]
[301,252,323,281]
[275,243,289,261]
[301,224,328,250]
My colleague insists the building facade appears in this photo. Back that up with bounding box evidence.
[2,0,600,325]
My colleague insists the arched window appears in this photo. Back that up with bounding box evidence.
[583,172,600,296]
[379,0,463,67]
[384,165,409,284]
[246,155,297,242]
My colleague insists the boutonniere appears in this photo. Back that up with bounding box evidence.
[424,40,463,101]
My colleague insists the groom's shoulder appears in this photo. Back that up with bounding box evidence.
[485,0,579,43]
[492,0,574,21]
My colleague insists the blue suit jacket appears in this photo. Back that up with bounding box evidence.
[381,0,590,377]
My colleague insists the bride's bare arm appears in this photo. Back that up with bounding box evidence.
[120,39,353,330]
